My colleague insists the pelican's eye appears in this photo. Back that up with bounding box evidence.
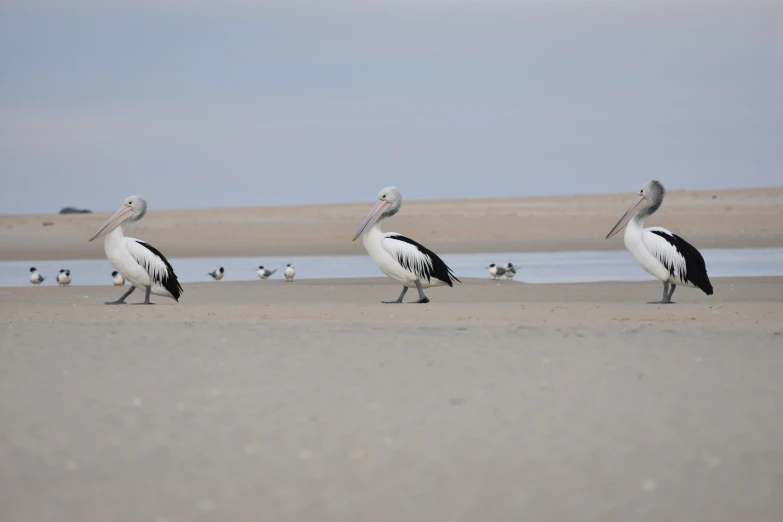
[382,194,386,199]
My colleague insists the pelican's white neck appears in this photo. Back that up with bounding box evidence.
[625,213,645,241]
[105,225,126,244]
[362,221,384,246]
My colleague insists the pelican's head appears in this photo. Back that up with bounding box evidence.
[352,186,403,241]
[29,267,37,273]
[606,180,666,239]
[89,195,148,242]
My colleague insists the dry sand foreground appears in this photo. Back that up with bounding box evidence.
[1,186,782,261]
[1,277,783,521]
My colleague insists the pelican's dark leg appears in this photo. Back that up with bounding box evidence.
[383,286,408,304]
[648,282,670,304]
[132,285,154,305]
[665,284,677,304]
[412,280,430,304]
[105,285,135,305]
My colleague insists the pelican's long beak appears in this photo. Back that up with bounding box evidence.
[605,195,647,239]
[352,199,390,241]
[88,205,134,242]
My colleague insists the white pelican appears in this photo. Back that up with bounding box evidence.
[606,180,713,304]
[257,266,277,279]
[353,186,460,303]
[284,264,295,282]
[208,267,224,281]
[504,263,520,280]
[88,195,183,305]
[29,267,45,285]
[112,271,125,286]
[485,263,506,280]
[56,269,72,286]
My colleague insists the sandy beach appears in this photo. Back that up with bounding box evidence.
[2,187,782,521]
[2,277,783,521]
[1,187,782,261]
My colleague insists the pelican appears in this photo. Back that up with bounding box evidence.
[88,195,183,305]
[29,267,45,285]
[353,186,460,303]
[485,263,506,280]
[257,266,277,279]
[606,180,713,304]
[504,263,520,280]
[56,269,72,286]
[284,264,295,282]
[208,267,224,281]
[112,271,125,286]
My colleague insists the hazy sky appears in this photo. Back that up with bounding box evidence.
[1,0,781,214]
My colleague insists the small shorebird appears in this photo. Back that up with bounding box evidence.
[504,263,520,280]
[89,195,183,305]
[257,266,277,279]
[606,180,713,304]
[284,264,295,282]
[29,267,45,286]
[112,271,126,286]
[485,263,506,280]
[56,269,72,286]
[353,186,460,303]
[208,267,225,281]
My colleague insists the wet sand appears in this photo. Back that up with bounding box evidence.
[2,277,782,521]
[2,187,782,261]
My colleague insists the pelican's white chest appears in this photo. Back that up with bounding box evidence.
[624,219,670,281]
[362,225,416,285]
[104,227,151,287]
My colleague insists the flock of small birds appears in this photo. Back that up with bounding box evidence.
[30,261,519,287]
[28,263,299,287]
[485,262,521,280]
[208,264,297,282]
[29,267,74,287]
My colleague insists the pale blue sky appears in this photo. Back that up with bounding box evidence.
[1,0,781,214]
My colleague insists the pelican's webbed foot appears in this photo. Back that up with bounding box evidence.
[411,280,430,304]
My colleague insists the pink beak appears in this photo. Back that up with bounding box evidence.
[605,194,647,239]
[352,199,391,241]
[88,205,135,242]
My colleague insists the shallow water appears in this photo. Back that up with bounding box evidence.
[2,248,782,288]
